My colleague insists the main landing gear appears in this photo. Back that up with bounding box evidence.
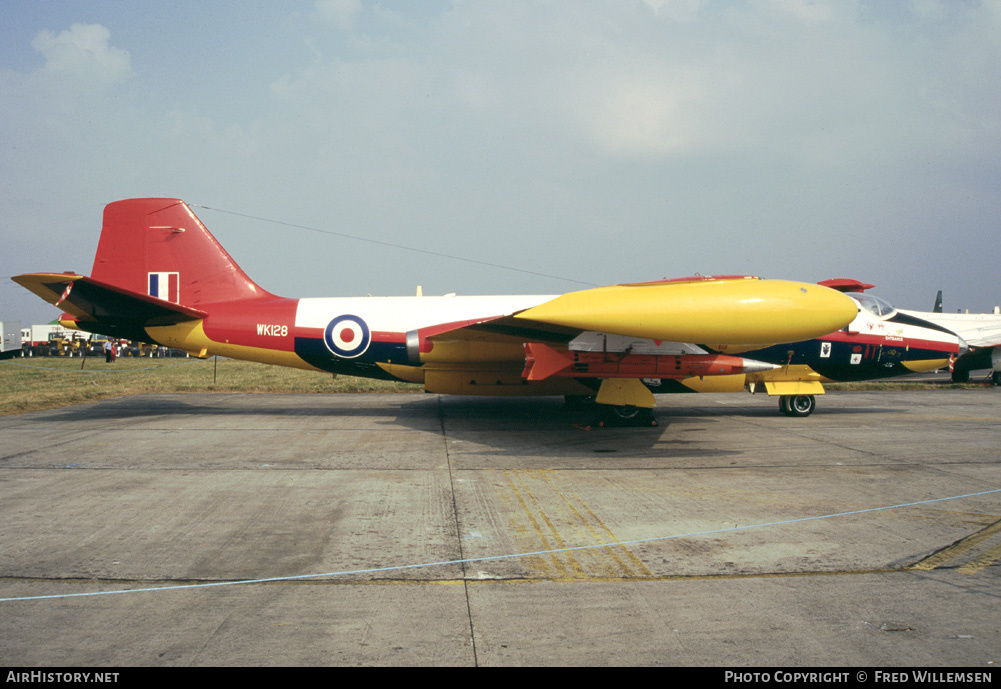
[563,395,658,427]
[600,404,657,427]
[778,394,815,417]
[951,369,1001,385]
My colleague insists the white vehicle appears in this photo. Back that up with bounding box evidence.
[1,321,21,359]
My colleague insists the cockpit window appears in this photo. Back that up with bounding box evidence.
[848,292,896,317]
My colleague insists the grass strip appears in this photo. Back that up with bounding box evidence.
[0,356,420,416]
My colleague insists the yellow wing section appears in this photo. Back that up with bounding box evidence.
[514,277,857,346]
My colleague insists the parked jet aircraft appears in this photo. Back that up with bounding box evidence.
[899,295,1001,385]
[647,278,967,416]
[15,198,862,423]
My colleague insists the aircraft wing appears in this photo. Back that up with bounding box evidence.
[400,276,857,409]
[12,273,207,340]
[429,277,858,347]
[898,309,1001,349]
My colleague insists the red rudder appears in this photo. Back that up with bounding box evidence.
[91,198,273,306]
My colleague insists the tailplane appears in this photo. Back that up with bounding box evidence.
[91,198,273,306]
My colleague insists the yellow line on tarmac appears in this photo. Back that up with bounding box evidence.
[537,470,654,578]
[908,519,1001,571]
[505,471,589,577]
[516,471,588,578]
[957,543,1001,575]
[504,472,556,577]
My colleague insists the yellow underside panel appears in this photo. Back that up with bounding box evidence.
[749,364,827,383]
[744,364,828,395]
[423,365,592,397]
[902,358,949,373]
[421,339,525,364]
[763,380,826,396]
[595,378,655,408]
[377,362,426,384]
[145,322,324,372]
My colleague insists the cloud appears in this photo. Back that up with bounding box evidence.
[315,0,363,30]
[3,3,1000,317]
[641,0,710,22]
[30,23,132,84]
[762,0,838,24]
[578,71,701,158]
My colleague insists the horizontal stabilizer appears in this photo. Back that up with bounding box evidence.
[13,273,207,327]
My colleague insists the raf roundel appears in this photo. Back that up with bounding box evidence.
[323,315,371,359]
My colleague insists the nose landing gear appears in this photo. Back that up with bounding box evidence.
[778,394,816,417]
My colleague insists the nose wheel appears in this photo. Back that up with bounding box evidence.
[779,394,815,417]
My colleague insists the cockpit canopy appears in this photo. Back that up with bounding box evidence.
[847,292,896,318]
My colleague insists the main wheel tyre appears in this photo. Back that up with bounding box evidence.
[952,369,970,383]
[778,396,791,416]
[784,394,815,417]
[612,405,643,420]
[992,371,1001,386]
[596,405,656,427]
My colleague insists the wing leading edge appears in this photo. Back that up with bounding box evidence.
[425,276,858,348]
[404,276,858,408]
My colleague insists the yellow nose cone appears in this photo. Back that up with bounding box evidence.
[515,277,858,345]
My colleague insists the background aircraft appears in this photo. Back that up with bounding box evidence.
[899,294,1001,385]
[14,198,858,424]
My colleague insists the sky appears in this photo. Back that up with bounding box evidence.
[2,0,1000,328]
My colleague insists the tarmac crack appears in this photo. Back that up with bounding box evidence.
[0,431,106,463]
[7,565,989,589]
[438,396,479,667]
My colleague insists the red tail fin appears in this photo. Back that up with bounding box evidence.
[91,198,273,306]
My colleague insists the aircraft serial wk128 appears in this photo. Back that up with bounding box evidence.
[15,198,870,424]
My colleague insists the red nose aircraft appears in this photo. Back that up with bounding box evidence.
[15,198,864,423]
